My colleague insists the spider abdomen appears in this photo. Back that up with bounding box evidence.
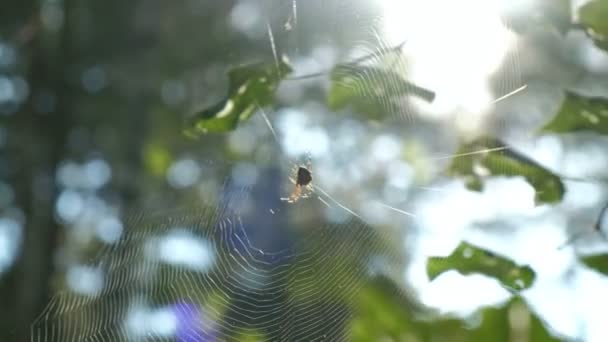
[296,167,312,186]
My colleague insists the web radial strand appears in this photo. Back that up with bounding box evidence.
[31,180,391,341]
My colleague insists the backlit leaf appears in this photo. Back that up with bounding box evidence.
[578,0,608,51]
[581,254,608,276]
[327,64,435,119]
[448,137,565,204]
[542,91,608,135]
[184,59,292,135]
[427,241,536,291]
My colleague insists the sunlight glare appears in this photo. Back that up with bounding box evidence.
[378,0,517,129]
[419,272,512,316]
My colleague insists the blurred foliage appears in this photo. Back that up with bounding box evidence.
[234,331,267,342]
[582,254,608,276]
[143,142,173,177]
[350,278,560,342]
[184,59,292,135]
[578,0,608,51]
[448,137,565,204]
[542,91,608,135]
[427,241,536,291]
[286,219,389,303]
[540,0,572,35]
[507,0,572,35]
[327,64,435,119]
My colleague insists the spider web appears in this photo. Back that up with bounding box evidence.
[30,161,397,341]
[29,2,539,341]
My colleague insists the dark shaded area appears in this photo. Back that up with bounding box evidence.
[0,1,370,340]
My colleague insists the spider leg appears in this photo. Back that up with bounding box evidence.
[281,184,302,203]
[299,184,313,199]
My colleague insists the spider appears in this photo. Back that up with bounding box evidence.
[281,156,313,203]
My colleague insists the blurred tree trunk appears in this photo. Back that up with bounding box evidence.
[0,0,73,340]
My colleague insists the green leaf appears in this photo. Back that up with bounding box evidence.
[327,64,435,119]
[448,137,565,204]
[509,299,565,342]
[427,241,536,291]
[530,314,564,342]
[542,91,608,135]
[582,254,608,276]
[578,0,608,51]
[184,59,292,135]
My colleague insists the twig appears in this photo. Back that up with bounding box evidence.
[558,202,608,249]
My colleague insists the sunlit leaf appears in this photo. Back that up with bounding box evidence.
[578,0,608,51]
[427,241,536,291]
[448,137,565,204]
[184,59,292,135]
[542,91,608,135]
[327,64,435,119]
